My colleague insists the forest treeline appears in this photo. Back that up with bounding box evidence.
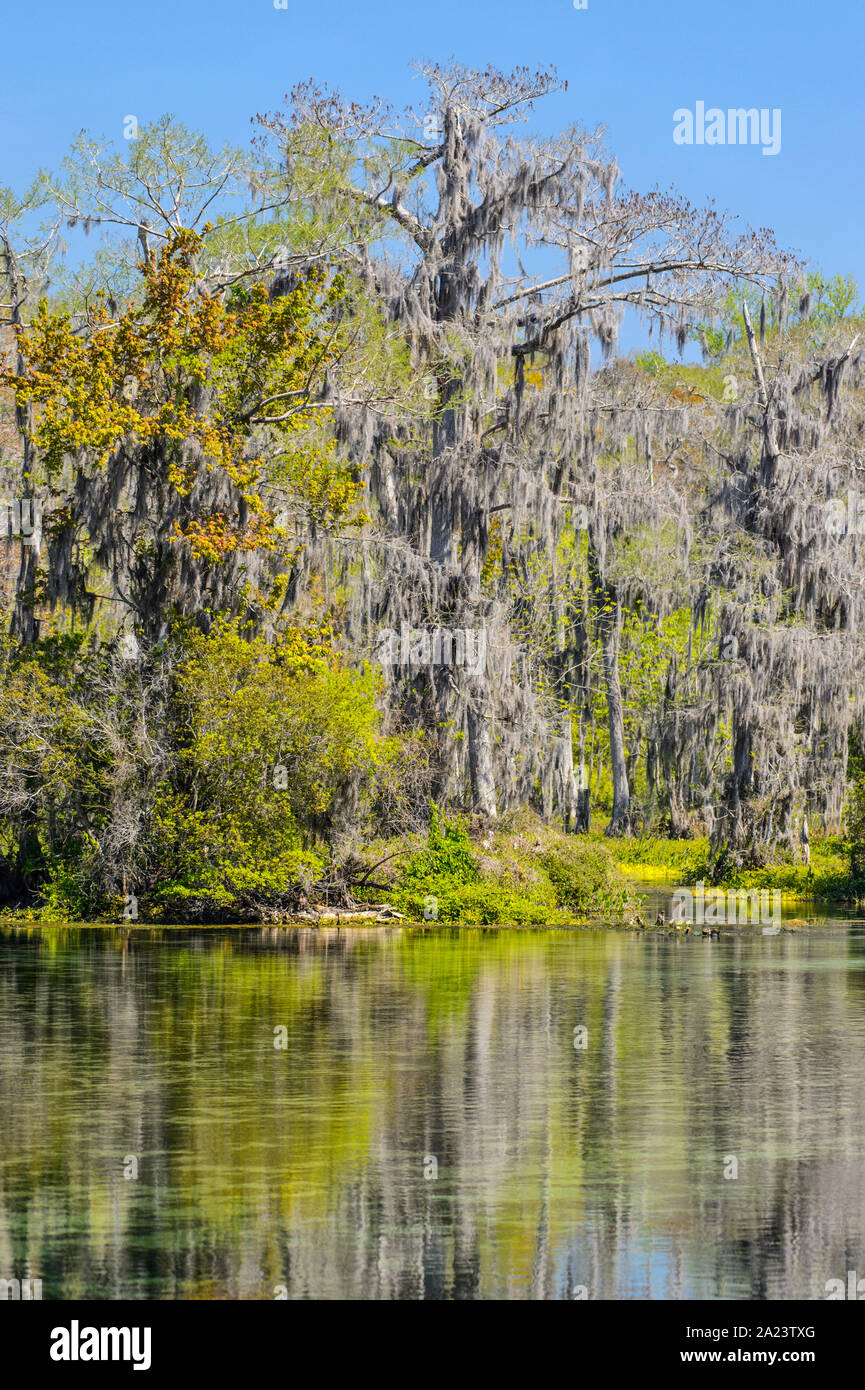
[1,63,864,920]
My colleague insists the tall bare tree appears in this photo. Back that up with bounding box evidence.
[260,62,790,829]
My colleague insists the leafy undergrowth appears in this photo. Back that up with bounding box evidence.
[363,807,633,925]
[7,814,857,927]
[612,835,709,877]
[615,833,859,903]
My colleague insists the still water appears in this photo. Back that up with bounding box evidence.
[2,917,865,1300]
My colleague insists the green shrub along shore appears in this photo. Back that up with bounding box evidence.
[358,816,865,929]
[2,801,862,928]
[360,809,634,927]
[0,616,860,927]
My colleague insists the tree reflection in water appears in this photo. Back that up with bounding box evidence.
[1,923,864,1300]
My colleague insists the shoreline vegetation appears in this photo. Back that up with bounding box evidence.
[1,808,861,928]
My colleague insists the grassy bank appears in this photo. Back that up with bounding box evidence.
[0,809,635,927]
[2,814,860,927]
[357,808,634,926]
[612,834,861,905]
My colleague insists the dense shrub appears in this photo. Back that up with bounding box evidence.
[0,619,401,919]
[393,808,628,924]
[847,775,865,892]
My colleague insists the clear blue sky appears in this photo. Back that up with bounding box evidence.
[2,0,862,294]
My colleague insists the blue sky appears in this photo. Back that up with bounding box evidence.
[2,0,861,298]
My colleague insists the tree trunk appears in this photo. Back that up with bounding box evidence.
[602,624,631,835]
[11,537,39,644]
[466,680,497,819]
[715,716,752,852]
[429,238,498,816]
[589,540,630,836]
[557,712,580,832]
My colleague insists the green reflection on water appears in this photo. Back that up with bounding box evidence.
[1,923,864,1300]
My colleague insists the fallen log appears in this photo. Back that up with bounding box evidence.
[294,905,407,924]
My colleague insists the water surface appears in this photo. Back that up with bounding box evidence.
[2,920,865,1299]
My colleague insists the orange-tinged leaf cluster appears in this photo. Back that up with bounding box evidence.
[0,228,360,563]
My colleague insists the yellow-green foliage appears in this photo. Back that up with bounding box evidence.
[615,833,857,902]
[146,618,390,913]
[1,228,359,563]
[0,619,397,920]
[390,809,631,925]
